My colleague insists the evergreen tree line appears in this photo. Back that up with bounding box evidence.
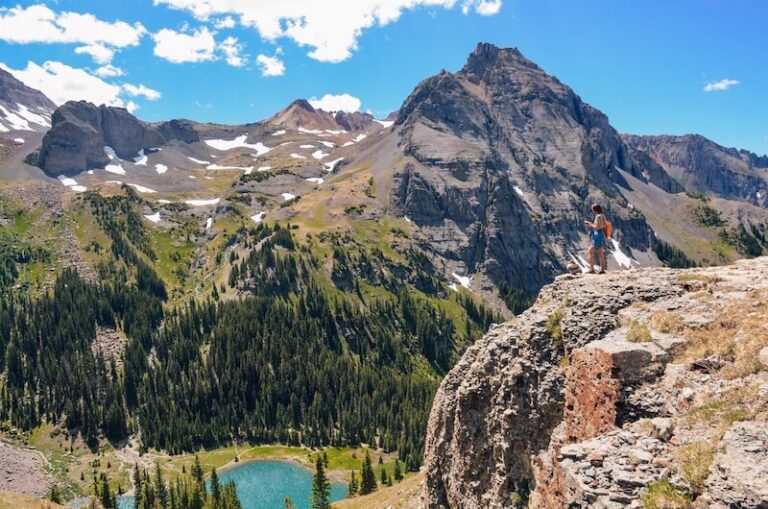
[1,192,503,470]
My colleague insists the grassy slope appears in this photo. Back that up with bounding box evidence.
[333,471,425,509]
[0,491,66,509]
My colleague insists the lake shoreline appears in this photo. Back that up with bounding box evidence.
[218,455,350,486]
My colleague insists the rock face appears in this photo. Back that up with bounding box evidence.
[624,134,768,207]
[0,68,56,133]
[424,256,768,508]
[31,101,193,175]
[386,43,665,293]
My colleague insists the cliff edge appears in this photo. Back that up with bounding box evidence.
[424,257,768,508]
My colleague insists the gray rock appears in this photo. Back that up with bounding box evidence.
[705,421,768,507]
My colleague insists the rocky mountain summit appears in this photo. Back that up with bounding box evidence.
[424,256,768,508]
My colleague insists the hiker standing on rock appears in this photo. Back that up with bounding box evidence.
[584,204,608,274]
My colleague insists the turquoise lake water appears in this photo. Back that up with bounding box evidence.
[118,460,347,509]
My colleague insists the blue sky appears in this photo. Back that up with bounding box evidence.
[1,0,766,155]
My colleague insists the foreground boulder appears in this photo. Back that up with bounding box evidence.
[424,257,768,508]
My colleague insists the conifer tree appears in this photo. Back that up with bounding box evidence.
[284,496,296,509]
[348,471,358,496]
[380,467,389,486]
[393,459,403,481]
[210,468,222,502]
[311,457,331,509]
[359,450,377,495]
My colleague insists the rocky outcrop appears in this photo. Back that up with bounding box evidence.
[424,257,768,508]
[335,111,376,132]
[29,101,195,175]
[624,134,768,207]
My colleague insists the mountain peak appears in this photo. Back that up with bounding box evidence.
[460,43,539,82]
[287,98,316,113]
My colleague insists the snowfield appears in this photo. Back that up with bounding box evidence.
[104,146,117,160]
[144,212,161,223]
[127,183,156,193]
[155,164,168,174]
[58,175,87,192]
[206,163,254,171]
[13,137,24,143]
[375,120,394,128]
[323,158,344,172]
[452,272,471,290]
[306,177,324,185]
[312,150,329,160]
[320,141,335,148]
[205,217,213,230]
[257,166,272,172]
[299,144,315,149]
[513,185,525,197]
[105,163,126,175]
[185,198,220,206]
[271,129,286,136]
[281,193,296,201]
[204,135,272,156]
[290,153,306,160]
[133,150,148,165]
[188,156,212,165]
[353,134,367,142]
[610,238,639,269]
[298,127,323,134]
[251,212,265,223]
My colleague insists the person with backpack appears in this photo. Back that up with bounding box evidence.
[584,204,611,274]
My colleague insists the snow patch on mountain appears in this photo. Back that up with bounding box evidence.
[185,198,220,206]
[133,150,148,165]
[452,272,471,290]
[144,212,161,223]
[204,135,272,156]
[188,156,211,165]
[105,163,126,175]
[155,164,168,174]
[281,193,296,201]
[323,158,344,172]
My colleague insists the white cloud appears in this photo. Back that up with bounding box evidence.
[152,0,503,63]
[0,60,123,106]
[0,4,146,63]
[75,44,115,65]
[220,36,246,67]
[214,16,236,29]
[309,93,361,112]
[123,83,162,101]
[1,61,160,113]
[256,53,285,77]
[703,79,740,92]
[474,0,502,15]
[153,27,217,63]
[95,64,124,77]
